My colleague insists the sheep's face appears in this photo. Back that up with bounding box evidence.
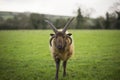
[50,32,72,51]
[45,17,74,50]
[55,32,66,50]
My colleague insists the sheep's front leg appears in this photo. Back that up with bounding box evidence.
[55,58,60,80]
[63,61,67,77]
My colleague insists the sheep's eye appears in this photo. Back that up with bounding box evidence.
[63,36,65,38]
[50,33,54,36]
[55,36,58,38]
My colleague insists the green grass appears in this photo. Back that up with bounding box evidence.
[0,30,120,80]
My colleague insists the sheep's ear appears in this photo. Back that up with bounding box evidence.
[67,33,72,36]
[50,33,54,36]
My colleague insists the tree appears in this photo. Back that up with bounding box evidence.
[30,13,46,29]
[11,13,32,29]
[76,8,84,29]
[39,14,47,29]
[109,0,120,13]
[115,11,120,29]
[107,0,120,29]
[54,18,67,29]
[30,13,41,29]
[0,17,3,22]
[105,12,110,29]
[94,17,105,29]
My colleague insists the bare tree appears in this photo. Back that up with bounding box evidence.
[109,0,120,13]
[108,0,120,29]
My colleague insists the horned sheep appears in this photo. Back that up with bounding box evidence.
[45,18,74,80]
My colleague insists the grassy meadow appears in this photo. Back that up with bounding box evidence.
[0,30,120,80]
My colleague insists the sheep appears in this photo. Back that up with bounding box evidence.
[45,18,74,80]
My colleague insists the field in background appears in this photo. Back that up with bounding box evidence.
[0,30,120,80]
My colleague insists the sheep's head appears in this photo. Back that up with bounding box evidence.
[45,18,74,50]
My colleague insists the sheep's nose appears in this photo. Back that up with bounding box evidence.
[57,45,62,50]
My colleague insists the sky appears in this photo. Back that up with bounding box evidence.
[0,0,117,18]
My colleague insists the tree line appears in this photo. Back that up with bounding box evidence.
[0,8,120,30]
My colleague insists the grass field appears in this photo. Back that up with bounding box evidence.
[0,30,120,80]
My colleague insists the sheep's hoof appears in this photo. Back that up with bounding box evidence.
[55,78,58,80]
[55,76,58,80]
[63,73,66,77]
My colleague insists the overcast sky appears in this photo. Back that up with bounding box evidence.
[0,0,117,18]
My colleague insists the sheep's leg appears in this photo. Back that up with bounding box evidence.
[63,61,67,77]
[55,58,60,80]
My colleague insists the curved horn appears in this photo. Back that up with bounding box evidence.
[62,17,74,33]
[67,35,72,45]
[49,36,55,46]
[45,20,58,33]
